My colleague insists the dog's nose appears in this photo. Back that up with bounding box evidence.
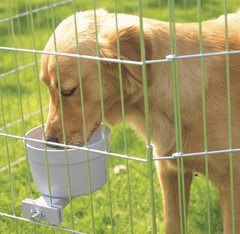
[45,135,61,148]
[46,136,60,143]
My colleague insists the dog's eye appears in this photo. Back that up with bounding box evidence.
[61,87,77,97]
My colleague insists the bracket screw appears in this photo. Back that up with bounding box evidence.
[31,208,43,221]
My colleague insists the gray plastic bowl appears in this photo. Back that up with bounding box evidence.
[25,125,110,198]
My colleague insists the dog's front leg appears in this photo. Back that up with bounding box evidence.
[218,173,240,233]
[156,160,192,234]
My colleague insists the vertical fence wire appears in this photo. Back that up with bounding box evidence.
[27,1,50,233]
[137,0,157,233]
[40,0,56,213]
[49,0,78,230]
[0,81,18,234]
[16,0,35,131]
[223,0,235,232]
[49,0,75,230]
[168,0,186,233]
[197,0,211,233]
[7,1,26,233]
[71,1,96,233]
[113,1,133,233]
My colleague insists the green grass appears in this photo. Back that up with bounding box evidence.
[0,0,239,233]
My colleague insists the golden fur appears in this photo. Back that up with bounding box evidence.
[40,9,240,233]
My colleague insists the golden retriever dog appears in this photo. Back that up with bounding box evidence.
[40,9,240,233]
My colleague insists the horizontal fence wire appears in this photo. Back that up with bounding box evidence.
[0,106,48,131]
[0,61,40,79]
[1,45,240,65]
[0,0,72,23]
[0,212,87,234]
[0,156,26,173]
[1,131,240,161]
[0,132,148,162]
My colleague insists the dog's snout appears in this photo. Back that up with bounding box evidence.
[46,135,60,143]
[45,135,62,149]
[45,135,66,149]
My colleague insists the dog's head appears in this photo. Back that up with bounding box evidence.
[40,10,152,147]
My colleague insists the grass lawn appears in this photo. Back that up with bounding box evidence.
[0,0,239,233]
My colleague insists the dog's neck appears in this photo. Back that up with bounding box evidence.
[106,18,240,157]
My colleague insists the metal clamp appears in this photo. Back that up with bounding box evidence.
[22,195,70,225]
[172,152,182,158]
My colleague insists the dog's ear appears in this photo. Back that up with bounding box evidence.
[99,23,152,94]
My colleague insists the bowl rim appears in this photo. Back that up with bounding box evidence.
[25,125,110,152]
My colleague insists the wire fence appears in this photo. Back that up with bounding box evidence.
[1,0,240,233]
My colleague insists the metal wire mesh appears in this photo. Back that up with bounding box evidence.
[1,0,240,233]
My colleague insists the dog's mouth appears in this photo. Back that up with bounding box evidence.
[45,143,70,150]
[45,122,101,150]
[77,122,100,147]
[45,137,69,150]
